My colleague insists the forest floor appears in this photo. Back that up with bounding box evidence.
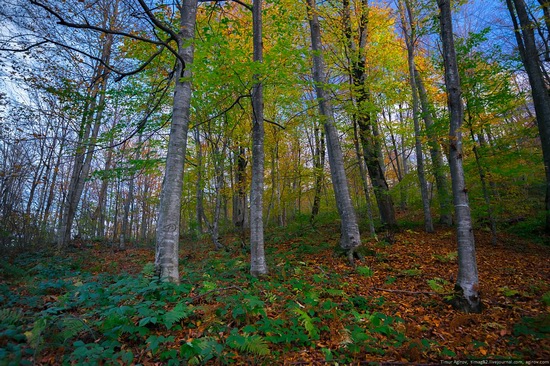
[1,217,549,365]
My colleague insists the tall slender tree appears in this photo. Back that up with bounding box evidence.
[506,0,550,233]
[438,0,481,313]
[250,0,268,276]
[307,0,361,262]
[398,0,434,233]
[341,0,397,229]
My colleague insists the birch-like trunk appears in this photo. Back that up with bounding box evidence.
[250,0,268,276]
[307,0,361,260]
[155,0,198,283]
[438,0,482,313]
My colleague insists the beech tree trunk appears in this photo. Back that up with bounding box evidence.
[307,0,361,260]
[250,0,268,276]
[155,0,198,283]
[438,0,482,313]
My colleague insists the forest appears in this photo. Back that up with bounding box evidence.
[0,0,549,364]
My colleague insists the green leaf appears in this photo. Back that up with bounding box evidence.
[164,302,192,330]
[356,266,374,277]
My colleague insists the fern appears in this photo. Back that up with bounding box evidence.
[227,331,270,356]
[25,317,48,349]
[58,317,86,344]
[294,308,319,339]
[0,261,27,280]
[0,308,23,326]
[163,302,192,330]
[427,277,450,294]
[356,266,374,277]
[141,262,156,278]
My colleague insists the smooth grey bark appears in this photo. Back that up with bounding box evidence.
[341,0,397,230]
[400,0,434,233]
[155,0,198,283]
[307,0,361,260]
[438,0,482,313]
[414,66,453,225]
[506,0,550,232]
[250,0,268,277]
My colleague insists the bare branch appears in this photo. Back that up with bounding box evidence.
[0,40,48,52]
[264,118,285,129]
[135,0,180,42]
[191,94,251,129]
[198,0,253,11]
[29,0,166,47]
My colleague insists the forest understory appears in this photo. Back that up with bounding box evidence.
[1,214,549,365]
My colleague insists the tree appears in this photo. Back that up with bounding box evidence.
[307,0,361,262]
[506,0,550,232]
[398,0,434,233]
[250,0,268,276]
[437,0,481,313]
[341,0,398,230]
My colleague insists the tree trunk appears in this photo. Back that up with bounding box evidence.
[57,24,114,250]
[414,66,453,225]
[506,0,550,232]
[468,125,497,245]
[438,0,482,313]
[121,136,140,250]
[400,0,434,233]
[342,0,397,230]
[310,124,325,222]
[353,118,377,238]
[155,0,198,283]
[194,129,205,236]
[250,0,268,277]
[94,138,113,239]
[307,0,361,261]
[232,146,247,229]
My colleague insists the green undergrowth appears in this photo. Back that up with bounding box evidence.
[1,226,546,364]
[0,243,409,365]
